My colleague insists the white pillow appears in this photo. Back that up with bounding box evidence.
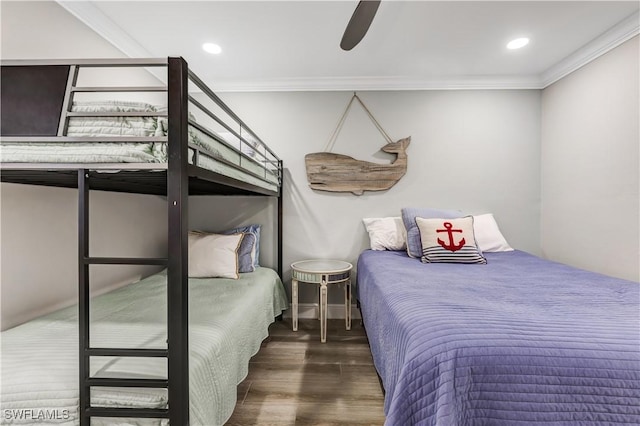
[188,232,242,279]
[472,213,513,252]
[362,217,407,251]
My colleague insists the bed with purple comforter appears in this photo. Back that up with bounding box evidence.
[357,250,640,425]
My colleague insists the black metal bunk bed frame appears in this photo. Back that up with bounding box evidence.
[0,57,283,425]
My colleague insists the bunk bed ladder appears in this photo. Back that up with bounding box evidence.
[78,57,190,426]
[77,169,171,423]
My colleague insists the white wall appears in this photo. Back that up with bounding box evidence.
[209,90,542,303]
[541,36,639,282]
[0,1,168,329]
[0,184,167,330]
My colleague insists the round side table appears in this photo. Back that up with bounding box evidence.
[291,259,353,343]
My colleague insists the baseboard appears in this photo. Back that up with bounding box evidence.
[282,303,361,320]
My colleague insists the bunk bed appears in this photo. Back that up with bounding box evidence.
[0,57,285,425]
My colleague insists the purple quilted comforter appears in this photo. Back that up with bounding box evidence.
[357,250,640,425]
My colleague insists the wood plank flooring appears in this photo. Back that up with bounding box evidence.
[226,319,386,425]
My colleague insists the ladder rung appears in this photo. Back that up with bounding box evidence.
[87,407,169,419]
[85,257,168,266]
[89,377,168,388]
[88,348,168,358]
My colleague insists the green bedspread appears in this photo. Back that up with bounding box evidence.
[1,268,288,425]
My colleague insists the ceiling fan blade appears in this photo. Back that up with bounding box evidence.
[340,0,381,51]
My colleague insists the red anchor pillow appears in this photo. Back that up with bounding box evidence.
[416,216,487,264]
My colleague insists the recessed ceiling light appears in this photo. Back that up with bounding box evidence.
[202,43,222,55]
[507,38,529,50]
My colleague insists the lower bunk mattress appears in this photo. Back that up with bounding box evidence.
[357,250,640,425]
[1,267,288,425]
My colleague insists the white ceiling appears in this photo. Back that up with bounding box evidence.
[59,1,639,91]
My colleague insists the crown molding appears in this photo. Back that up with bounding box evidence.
[206,75,543,92]
[57,1,638,92]
[541,10,639,88]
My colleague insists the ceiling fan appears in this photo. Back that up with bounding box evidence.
[340,0,381,51]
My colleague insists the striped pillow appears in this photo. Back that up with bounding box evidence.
[401,207,462,258]
[416,216,486,264]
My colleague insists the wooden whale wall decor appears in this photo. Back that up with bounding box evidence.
[305,136,411,195]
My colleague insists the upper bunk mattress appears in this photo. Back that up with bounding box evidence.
[356,249,640,425]
[1,267,288,426]
[0,101,279,192]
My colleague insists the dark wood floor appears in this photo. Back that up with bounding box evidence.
[226,318,386,425]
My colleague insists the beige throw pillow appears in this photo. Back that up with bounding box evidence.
[188,232,242,278]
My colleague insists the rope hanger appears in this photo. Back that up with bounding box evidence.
[323,92,393,153]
